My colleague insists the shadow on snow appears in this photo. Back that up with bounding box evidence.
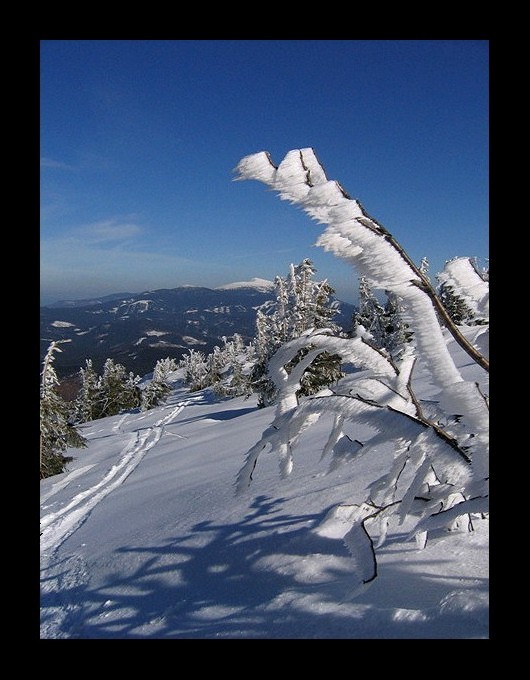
[40,495,488,639]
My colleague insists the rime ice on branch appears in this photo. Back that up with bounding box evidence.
[234,148,488,384]
[234,148,488,574]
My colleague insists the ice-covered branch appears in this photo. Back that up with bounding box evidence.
[235,148,489,378]
[234,147,488,579]
[407,495,489,540]
[303,394,472,470]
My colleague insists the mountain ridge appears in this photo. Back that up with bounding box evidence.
[44,278,276,309]
[41,283,356,380]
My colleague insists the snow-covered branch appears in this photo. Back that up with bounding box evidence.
[234,147,489,582]
[235,148,489,377]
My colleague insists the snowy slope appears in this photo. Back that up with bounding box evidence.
[40,329,488,639]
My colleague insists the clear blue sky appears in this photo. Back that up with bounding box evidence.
[40,39,488,305]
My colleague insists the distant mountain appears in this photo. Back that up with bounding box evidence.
[41,283,356,379]
[46,292,139,309]
[215,277,275,293]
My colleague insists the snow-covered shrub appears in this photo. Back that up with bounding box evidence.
[234,148,489,584]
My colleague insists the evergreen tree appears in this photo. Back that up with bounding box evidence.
[419,256,430,279]
[179,349,209,392]
[380,291,412,360]
[353,277,387,345]
[141,357,178,411]
[353,278,410,359]
[206,346,225,387]
[74,359,103,422]
[273,273,290,342]
[297,348,343,396]
[436,257,489,327]
[98,359,141,417]
[213,334,254,398]
[180,334,255,398]
[40,342,87,479]
[438,282,476,326]
[251,309,276,406]
[252,259,343,406]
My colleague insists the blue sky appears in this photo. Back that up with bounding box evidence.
[40,40,488,305]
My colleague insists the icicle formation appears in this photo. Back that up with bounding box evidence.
[234,148,488,574]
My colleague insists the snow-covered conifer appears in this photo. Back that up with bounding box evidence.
[251,258,343,406]
[419,256,430,279]
[141,357,178,411]
[98,358,141,417]
[212,334,254,398]
[40,342,87,478]
[207,346,225,387]
[381,291,412,359]
[437,257,489,323]
[353,277,387,346]
[352,279,410,360]
[179,349,209,392]
[74,359,103,422]
[437,258,489,326]
[438,281,476,325]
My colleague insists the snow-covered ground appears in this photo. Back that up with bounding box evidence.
[40,331,488,639]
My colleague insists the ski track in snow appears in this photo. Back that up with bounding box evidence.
[40,465,97,505]
[113,413,130,431]
[40,401,190,555]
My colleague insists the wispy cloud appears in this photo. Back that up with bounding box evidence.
[40,217,236,302]
[40,157,74,171]
[73,219,144,244]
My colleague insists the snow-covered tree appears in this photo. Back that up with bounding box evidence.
[419,256,430,279]
[206,346,225,387]
[437,258,489,326]
[353,277,387,344]
[179,349,210,392]
[74,359,103,422]
[380,290,412,359]
[98,358,141,417]
[211,334,255,398]
[234,148,488,586]
[73,358,142,422]
[141,357,178,411]
[353,278,410,360]
[438,282,476,325]
[251,259,343,406]
[251,308,278,406]
[40,342,87,479]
